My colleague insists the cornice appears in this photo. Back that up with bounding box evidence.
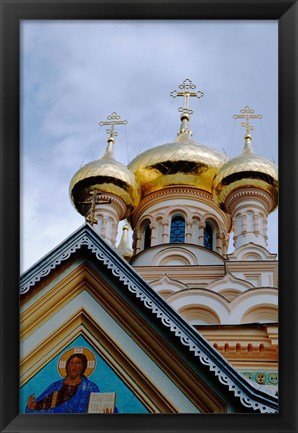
[141,186,214,205]
[130,186,228,226]
[95,192,127,220]
[225,187,274,214]
[226,261,278,273]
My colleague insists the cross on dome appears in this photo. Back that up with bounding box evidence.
[233,106,262,136]
[99,112,128,142]
[79,190,111,227]
[170,79,204,115]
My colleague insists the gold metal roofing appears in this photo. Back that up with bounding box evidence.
[69,147,140,218]
[70,113,141,216]
[128,132,227,196]
[127,79,226,197]
[213,135,278,210]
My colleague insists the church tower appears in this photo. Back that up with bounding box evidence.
[128,79,231,260]
[69,112,140,247]
[213,106,278,250]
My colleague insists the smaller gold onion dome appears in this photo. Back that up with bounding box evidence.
[69,137,140,217]
[213,134,278,211]
[128,114,227,197]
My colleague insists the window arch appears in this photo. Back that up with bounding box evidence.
[204,222,213,250]
[170,216,185,243]
[241,305,278,324]
[179,305,221,325]
[142,220,152,250]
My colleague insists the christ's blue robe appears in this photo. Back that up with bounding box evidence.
[25,376,99,413]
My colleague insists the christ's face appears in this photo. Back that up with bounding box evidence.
[66,357,84,379]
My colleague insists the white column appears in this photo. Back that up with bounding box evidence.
[86,193,127,247]
[150,222,157,246]
[134,230,142,255]
[215,232,222,255]
[186,219,193,243]
[198,222,205,246]
[162,222,169,244]
[225,188,274,249]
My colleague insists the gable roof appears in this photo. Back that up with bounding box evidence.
[20,224,278,413]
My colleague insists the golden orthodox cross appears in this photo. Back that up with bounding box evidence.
[170,79,204,115]
[99,112,128,140]
[233,106,262,135]
[79,190,111,226]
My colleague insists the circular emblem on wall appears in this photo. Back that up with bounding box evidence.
[269,373,278,385]
[256,373,266,385]
[57,347,96,378]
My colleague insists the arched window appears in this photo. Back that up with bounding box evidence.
[143,221,151,250]
[204,222,213,250]
[170,216,185,243]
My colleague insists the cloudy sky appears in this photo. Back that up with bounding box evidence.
[20,20,278,272]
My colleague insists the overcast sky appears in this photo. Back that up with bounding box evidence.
[20,20,278,272]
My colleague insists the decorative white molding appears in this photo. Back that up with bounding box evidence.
[225,187,274,214]
[152,247,198,266]
[227,243,277,261]
[137,186,214,209]
[149,274,188,292]
[208,272,255,293]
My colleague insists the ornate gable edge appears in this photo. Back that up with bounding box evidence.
[227,243,277,261]
[208,272,255,292]
[20,224,278,414]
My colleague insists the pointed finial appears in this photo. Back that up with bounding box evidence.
[170,79,204,117]
[99,112,128,144]
[243,134,254,154]
[116,224,133,261]
[233,106,262,137]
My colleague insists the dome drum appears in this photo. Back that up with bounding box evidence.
[224,187,275,215]
[215,175,278,212]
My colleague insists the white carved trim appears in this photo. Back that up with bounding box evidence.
[131,186,215,225]
[225,187,274,214]
[227,242,277,261]
[96,192,127,220]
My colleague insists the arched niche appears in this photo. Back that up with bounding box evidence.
[241,304,278,324]
[179,305,221,325]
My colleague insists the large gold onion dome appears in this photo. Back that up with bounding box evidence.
[69,134,140,218]
[128,113,227,197]
[213,134,278,211]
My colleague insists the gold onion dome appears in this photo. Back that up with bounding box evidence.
[128,113,227,197]
[69,136,140,217]
[213,134,278,211]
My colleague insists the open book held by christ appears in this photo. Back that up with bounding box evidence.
[87,392,116,413]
